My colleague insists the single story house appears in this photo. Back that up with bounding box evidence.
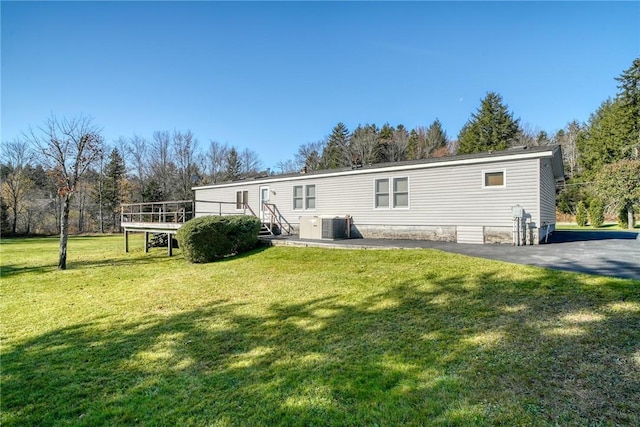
[192,145,564,244]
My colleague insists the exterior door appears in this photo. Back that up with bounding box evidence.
[259,186,270,221]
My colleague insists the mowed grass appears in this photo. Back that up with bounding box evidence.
[1,235,639,426]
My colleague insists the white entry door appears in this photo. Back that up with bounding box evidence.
[259,186,270,221]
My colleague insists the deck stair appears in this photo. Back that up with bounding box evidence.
[259,223,274,236]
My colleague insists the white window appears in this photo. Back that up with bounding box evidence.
[293,184,316,210]
[236,190,248,209]
[483,170,506,188]
[375,177,408,209]
[375,179,389,208]
[293,186,303,210]
[393,177,409,208]
[305,185,316,209]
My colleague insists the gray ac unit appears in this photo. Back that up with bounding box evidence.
[321,217,347,240]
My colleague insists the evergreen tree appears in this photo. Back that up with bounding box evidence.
[225,147,242,180]
[457,92,520,154]
[578,98,626,177]
[614,57,640,159]
[579,58,640,177]
[575,201,588,226]
[588,199,604,228]
[103,148,126,231]
[376,123,395,163]
[594,159,640,229]
[407,129,420,160]
[321,123,351,169]
[424,119,448,155]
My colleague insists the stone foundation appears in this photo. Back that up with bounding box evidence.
[351,224,456,242]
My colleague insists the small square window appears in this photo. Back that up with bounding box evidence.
[484,171,505,187]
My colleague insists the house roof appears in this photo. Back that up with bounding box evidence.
[193,144,564,190]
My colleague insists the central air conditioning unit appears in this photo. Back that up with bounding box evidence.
[299,216,348,240]
[321,217,348,240]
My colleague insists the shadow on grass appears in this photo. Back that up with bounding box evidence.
[2,268,639,425]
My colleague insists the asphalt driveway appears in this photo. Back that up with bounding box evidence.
[268,230,640,281]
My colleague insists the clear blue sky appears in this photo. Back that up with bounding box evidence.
[2,1,638,170]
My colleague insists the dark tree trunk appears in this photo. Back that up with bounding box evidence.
[11,205,17,235]
[628,205,634,230]
[58,194,71,270]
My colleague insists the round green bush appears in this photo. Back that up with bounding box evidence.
[177,215,261,263]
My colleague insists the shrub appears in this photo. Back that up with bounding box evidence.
[588,199,604,228]
[575,201,588,226]
[618,205,636,229]
[177,215,261,263]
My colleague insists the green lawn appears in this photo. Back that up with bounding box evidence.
[1,235,639,426]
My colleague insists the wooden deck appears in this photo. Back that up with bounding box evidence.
[121,200,293,256]
[121,201,193,256]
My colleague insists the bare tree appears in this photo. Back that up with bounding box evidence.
[240,147,263,177]
[350,125,379,166]
[1,139,34,234]
[27,115,103,269]
[173,130,199,199]
[385,125,409,162]
[128,134,148,201]
[555,120,584,179]
[206,140,229,184]
[150,131,174,199]
[275,159,299,174]
[295,141,325,171]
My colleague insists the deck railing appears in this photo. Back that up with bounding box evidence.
[121,200,194,224]
[194,200,256,217]
[121,200,292,236]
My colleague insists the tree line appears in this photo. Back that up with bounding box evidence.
[1,124,267,240]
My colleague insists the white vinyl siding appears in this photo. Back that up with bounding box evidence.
[194,157,546,231]
[539,158,556,226]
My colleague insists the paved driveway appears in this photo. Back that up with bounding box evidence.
[268,230,640,281]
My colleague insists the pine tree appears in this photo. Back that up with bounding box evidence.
[424,119,448,156]
[578,98,626,177]
[575,201,588,227]
[225,147,242,181]
[588,199,604,228]
[614,57,640,159]
[321,123,351,169]
[103,148,126,231]
[457,92,520,154]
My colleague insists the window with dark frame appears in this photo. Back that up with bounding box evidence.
[236,190,248,209]
[484,171,505,187]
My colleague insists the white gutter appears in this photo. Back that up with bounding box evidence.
[193,150,555,191]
